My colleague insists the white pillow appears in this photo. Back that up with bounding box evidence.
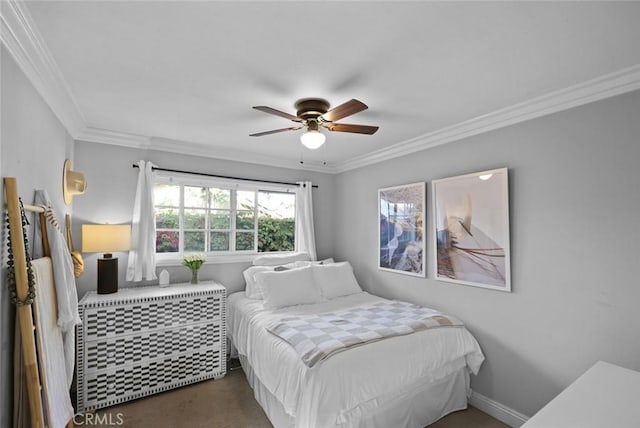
[252,252,311,267]
[311,262,362,299]
[256,266,323,309]
[243,266,274,299]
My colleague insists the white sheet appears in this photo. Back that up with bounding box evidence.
[240,353,471,428]
[228,291,484,428]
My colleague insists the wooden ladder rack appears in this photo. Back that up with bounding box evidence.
[4,176,73,428]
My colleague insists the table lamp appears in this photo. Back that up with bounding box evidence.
[82,224,131,294]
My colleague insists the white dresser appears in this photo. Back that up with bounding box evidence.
[76,282,226,412]
[522,361,640,428]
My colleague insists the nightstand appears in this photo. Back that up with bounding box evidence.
[76,282,226,412]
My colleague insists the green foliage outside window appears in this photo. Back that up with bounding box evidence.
[258,217,294,252]
[156,209,179,229]
[184,231,205,252]
[155,210,294,252]
[210,232,230,251]
[236,211,255,230]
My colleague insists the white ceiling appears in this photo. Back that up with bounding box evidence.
[17,1,640,172]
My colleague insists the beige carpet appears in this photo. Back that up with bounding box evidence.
[83,368,509,428]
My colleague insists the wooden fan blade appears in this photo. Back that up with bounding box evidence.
[322,99,368,122]
[326,123,379,135]
[249,126,301,137]
[253,106,302,122]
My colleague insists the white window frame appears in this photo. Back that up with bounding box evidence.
[153,171,297,265]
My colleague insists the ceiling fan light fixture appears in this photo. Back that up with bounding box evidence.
[300,130,326,149]
[250,98,378,146]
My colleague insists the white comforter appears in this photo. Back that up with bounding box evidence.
[228,291,484,428]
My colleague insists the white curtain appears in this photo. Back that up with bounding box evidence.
[295,181,317,261]
[126,160,157,281]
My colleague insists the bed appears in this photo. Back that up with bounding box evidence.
[227,259,484,428]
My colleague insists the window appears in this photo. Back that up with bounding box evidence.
[153,174,296,259]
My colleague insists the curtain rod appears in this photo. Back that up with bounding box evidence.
[132,164,318,189]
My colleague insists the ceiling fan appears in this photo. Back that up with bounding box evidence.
[250,98,379,149]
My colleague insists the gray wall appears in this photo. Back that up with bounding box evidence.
[333,90,640,417]
[72,141,336,298]
[4,32,639,423]
[0,46,75,426]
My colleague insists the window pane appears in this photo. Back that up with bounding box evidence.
[184,231,205,252]
[184,209,206,229]
[236,210,255,230]
[156,208,179,229]
[210,232,229,251]
[209,210,230,229]
[257,191,296,252]
[211,188,230,209]
[154,176,296,256]
[156,231,179,253]
[154,184,180,206]
[236,231,255,251]
[237,190,255,210]
[184,186,208,208]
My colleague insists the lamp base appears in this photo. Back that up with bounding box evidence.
[97,256,118,294]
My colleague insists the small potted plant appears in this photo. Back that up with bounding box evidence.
[182,253,206,284]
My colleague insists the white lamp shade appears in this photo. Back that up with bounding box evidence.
[82,224,131,253]
[300,130,326,149]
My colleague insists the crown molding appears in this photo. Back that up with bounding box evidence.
[77,127,336,174]
[4,0,638,175]
[1,0,85,137]
[76,127,151,148]
[334,64,640,173]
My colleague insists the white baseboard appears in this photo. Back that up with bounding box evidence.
[469,390,529,427]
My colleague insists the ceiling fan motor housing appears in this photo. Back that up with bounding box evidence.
[295,98,330,121]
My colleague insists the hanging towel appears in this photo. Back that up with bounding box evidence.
[127,160,157,281]
[34,190,80,388]
[31,257,75,427]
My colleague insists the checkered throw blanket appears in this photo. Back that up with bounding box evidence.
[267,301,463,367]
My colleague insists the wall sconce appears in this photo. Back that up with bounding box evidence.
[82,224,131,294]
[63,159,87,205]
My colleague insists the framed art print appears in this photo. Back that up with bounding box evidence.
[378,182,425,277]
[432,168,511,291]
